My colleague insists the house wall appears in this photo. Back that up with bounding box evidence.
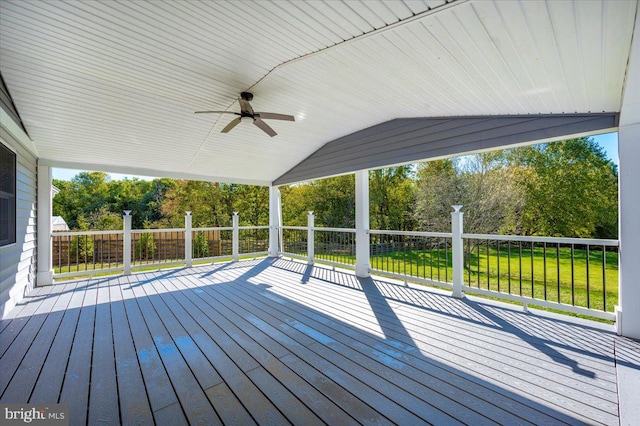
[0,126,37,319]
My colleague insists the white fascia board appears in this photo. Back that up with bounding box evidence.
[38,158,272,186]
[0,108,38,158]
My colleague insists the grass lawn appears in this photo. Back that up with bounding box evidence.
[313,244,618,313]
[366,245,618,313]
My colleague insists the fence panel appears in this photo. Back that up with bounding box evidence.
[313,228,356,267]
[239,226,269,256]
[52,231,125,276]
[130,229,186,267]
[463,234,618,314]
[370,230,453,285]
[280,226,308,258]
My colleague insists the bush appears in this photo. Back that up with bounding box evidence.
[134,232,156,260]
[70,234,94,262]
[193,231,209,258]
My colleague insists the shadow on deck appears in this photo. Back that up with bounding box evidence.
[1,257,637,425]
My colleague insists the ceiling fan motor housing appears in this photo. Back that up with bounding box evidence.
[240,92,254,101]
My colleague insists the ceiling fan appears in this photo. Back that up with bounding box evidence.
[195,92,295,137]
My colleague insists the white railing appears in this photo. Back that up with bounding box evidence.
[369,229,453,288]
[462,233,618,320]
[52,211,268,279]
[52,229,125,278]
[52,207,620,320]
[278,209,619,319]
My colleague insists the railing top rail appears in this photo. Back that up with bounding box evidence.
[193,227,234,231]
[238,226,270,230]
[131,228,185,234]
[280,226,308,230]
[314,227,356,233]
[369,229,453,238]
[462,233,619,246]
[52,230,124,236]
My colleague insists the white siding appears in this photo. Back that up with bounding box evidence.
[0,127,37,319]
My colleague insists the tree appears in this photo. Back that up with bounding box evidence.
[309,175,355,228]
[233,185,269,225]
[87,207,122,230]
[414,159,462,232]
[69,214,94,261]
[508,138,618,238]
[369,166,416,231]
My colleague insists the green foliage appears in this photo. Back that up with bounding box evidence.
[193,231,209,258]
[69,214,94,260]
[506,138,618,238]
[87,207,122,230]
[281,175,355,227]
[369,166,416,231]
[134,232,156,260]
[412,138,618,238]
[53,173,172,230]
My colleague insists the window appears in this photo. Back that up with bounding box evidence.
[0,141,16,246]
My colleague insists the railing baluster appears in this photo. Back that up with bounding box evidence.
[571,244,575,305]
[507,240,511,294]
[602,245,607,312]
[486,239,490,290]
[586,244,590,309]
[530,242,534,298]
[557,243,561,303]
[518,241,522,296]
[497,240,500,292]
[444,237,448,283]
[477,241,480,288]
[543,242,547,301]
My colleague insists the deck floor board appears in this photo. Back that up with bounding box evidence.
[1,258,634,426]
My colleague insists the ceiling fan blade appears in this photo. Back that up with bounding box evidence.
[255,112,295,121]
[221,117,242,133]
[195,111,240,115]
[253,118,277,137]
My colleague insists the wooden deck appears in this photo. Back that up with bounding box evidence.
[1,257,637,425]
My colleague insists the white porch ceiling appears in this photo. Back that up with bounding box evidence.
[0,0,637,185]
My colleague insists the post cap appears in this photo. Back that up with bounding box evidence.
[233,211,239,216]
[452,205,463,212]
[185,211,192,216]
[308,211,314,215]
[124,210,131,216]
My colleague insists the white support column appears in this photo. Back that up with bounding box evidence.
[451,205,465,299]
[269,186,281,257]
[617,10,640,339]
[232,212,239,262]
[36,164,53,286]
[355,170,370,278]
[184,211,192,268]
[307,211,314,264]
[618,123,640,338]
[123,211,132,275]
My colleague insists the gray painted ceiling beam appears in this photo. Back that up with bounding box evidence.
[273,113,619,185]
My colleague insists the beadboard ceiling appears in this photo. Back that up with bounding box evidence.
[0,0,637,185]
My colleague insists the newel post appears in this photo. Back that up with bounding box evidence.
[232,212,239,262]
[451,205,464,298]
[268,186,281,257]
[307,211,315,264]
[355,170,371,277]
[123,210,132,275]
[185,212,192,268]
